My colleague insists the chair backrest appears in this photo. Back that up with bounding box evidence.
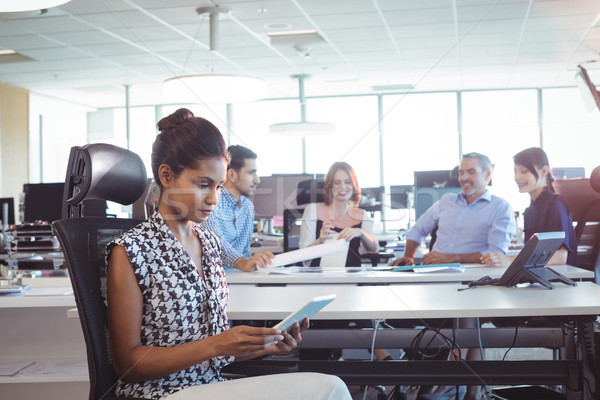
[53,217,142,400]
[296,179,324,206]
[574,199,600,283]
[555,177,600,282]
[283,208,305,253]
[63,143,147,219]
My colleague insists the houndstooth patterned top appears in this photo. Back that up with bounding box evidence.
[106,210,234,399]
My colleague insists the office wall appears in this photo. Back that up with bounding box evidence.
[0,82,29,203]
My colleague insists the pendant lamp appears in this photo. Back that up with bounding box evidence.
[269,75,336,136]
[162,6,267,104]
[0,0,71,12]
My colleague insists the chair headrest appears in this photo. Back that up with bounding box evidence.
[64,143,148,210]
[296,179,324,206]
[591,166,600,194]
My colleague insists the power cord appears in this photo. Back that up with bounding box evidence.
[458,275,498,291]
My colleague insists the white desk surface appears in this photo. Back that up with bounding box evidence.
[227,281,600,320]
[226,264,593,285]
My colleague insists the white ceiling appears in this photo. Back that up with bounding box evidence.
[1,0,600,108]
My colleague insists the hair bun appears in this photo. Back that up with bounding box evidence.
[157,108,194,132]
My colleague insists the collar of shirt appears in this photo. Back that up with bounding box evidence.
[458,188,492,205]
[221,187,246,209]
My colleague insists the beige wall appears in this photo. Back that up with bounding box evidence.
[0,83,29,210]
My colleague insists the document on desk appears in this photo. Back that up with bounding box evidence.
[268,239,348,268]
[393,263,465,273]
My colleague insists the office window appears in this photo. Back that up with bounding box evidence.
[229,99,302,175]
[382,92,459,186]
[542,87,600,178]
[29,94,89,183]
[462,89,539,214]
[305,96,380,187]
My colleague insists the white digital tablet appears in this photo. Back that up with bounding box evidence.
[273,294,336,332]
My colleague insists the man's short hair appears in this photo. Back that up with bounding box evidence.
[228,145,257,171]
[462,152,492,170]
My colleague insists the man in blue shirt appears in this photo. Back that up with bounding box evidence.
[204,145,274,271]
[390,153,514,399]
[391,152,514,266]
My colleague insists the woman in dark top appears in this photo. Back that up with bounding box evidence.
[482,147,578,266]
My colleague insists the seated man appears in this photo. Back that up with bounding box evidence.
[391,152,514,267]
[204,145,273,272]
[390,152,514,400]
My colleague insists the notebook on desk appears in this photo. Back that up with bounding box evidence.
[393,263,464,273]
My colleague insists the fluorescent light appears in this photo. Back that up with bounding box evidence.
[163,75,267,104]
[266,30,318,37]
[270,122,336,136]
[0,0,71,12]
[269,75,336,136]
[0,50,16,55]
[162,7,267,104]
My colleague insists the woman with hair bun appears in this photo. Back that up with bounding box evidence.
[106,108,351,399]
[482,147,578,267]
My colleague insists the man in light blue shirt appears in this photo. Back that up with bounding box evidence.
[204,145,274,271]
[391,152,514,266]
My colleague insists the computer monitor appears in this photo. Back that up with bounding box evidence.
[551,167,585,179]
[0,197,15,226]
[251,174,314,219]
[414,170,459,188]
[497,231,576,289]
[23,183,106,223]
[389,185,412,209]
[360,186,384,213]
[22,183,65,223]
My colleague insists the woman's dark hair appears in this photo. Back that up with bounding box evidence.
[151,108,228,189]
[323,161,361,206]
[513,147,557,193]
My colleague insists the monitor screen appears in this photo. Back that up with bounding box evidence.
[23,183,65,223]
[389,185,412,209]
[360,186,384,213]
[251,174,314,219]
[23,182,107,223]
[414,170,459,188]
[0,197,15,226]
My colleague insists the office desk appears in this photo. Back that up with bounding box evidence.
[0,279,87,400]
[227,281,600,320]
[226,264,593,285]
[226,282,599,398]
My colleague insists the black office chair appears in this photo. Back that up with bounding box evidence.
[54,217,142,400]
[54,143,148,400]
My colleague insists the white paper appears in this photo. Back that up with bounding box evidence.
[269,239,348,268]
[318,238,348,268]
